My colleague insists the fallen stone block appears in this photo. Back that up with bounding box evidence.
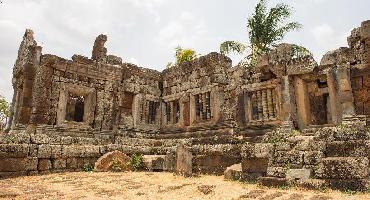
[143,155,165,171]
[163,152,176,172]
[176,145,192,177]
[224,163,242,181]
[94,150,131,172]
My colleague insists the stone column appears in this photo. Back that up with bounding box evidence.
[30,46,54,125]
[281,76,294,130]
[294,77,310,129]
[257,91,263,120]
[336,66,355,117]
[327,69,340,125]
[262,89,268,119]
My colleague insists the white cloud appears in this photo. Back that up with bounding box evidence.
[0,0,368,102]
[128,57,139,65]
[311,24,349,60]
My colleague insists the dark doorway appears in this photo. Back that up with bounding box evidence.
[65,94,85,122]
[74,96,85,122]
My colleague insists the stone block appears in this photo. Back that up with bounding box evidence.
[30,134,49,144]
[295,140,326,152]
[286,169,311,181]
[53,159,66,169]
[298,179,328,190]
[94,151,131,172]
[326,140,370,157]
[163,152,176,172]
[273,151,304,168]
[224,163,242,181]
[37,145,51,158]
[176,145,193,177]
[241,158,268,173]
[326,178,370,191]
[60,136,73,145]
[0,144,29,158]
[143,155,165,171]
[50,145,63,158]
[63,145,85,157]
[241,143,274,159]
[84,145,101,157]
[303,151,323,165]
[0,157,38,172]
[66,158,78,169]
[38,159,52,171]
[28,144,38,157]
[321,157,369,179]
[0,132,30,144]
[274,142,291,151]
[266,167,287,178]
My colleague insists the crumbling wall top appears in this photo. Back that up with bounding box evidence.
[255,43,317,77]
[162,52,232,79]
[91,34,108,62]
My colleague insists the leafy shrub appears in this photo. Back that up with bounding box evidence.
[111,158,131,172]
[81,164,93,172]
[130,153,144,171]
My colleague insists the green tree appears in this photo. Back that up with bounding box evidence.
[0,96,10,131]
[167,46,198,68]
[175,46,197,64]
[220,0,305,65]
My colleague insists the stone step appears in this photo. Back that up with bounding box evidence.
[326,140,370,157]
[321,157,369,179]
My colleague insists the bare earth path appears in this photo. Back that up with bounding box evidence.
[0,172,369,200]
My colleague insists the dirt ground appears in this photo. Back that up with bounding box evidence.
[0,172,369,200]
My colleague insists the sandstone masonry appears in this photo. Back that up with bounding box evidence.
[1,21,370,191]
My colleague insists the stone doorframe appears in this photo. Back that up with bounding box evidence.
[56,83,96,126]
[294,72,340,129]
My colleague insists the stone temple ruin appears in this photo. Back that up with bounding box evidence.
[1,20,370,191]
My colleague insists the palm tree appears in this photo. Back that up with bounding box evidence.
[220,0,305,65]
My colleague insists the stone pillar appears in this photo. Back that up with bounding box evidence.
[18,64,35,124]
[257,91,263,120]
[281,76,294,130]
[262,90,268,119]
[294,77,310,129]
[5,84,17,131]
[267,89,274,119]
[30,46,54,125]
[327,69,341,125]
[336,67,355,117]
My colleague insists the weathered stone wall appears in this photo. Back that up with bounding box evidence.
[2,20,370,191]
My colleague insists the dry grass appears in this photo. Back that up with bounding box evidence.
[0,172,369,200]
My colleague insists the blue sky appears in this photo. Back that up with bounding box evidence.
[0,0,370,101]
